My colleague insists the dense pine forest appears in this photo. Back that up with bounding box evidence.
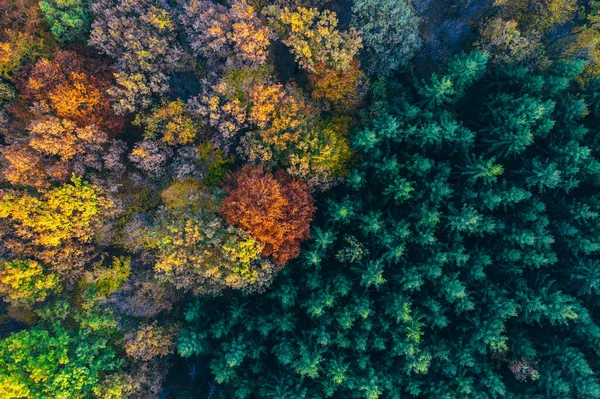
[2,0,600,398]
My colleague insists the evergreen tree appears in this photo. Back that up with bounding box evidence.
[176,54,600,398]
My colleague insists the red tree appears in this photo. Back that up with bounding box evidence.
[219,166,315,265]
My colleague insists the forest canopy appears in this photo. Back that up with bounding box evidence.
[2,0,600,398]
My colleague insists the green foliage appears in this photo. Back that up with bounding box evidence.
[39,0,91,43]
[80,256,131,303]
[176,54,600,398]
[0,301,121,399]
[197,141,233,187]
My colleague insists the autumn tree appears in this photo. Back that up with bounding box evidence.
[2,116,124,189]
[191,66,313,151]
[264,5,365,109]
[0,259,60,308]
[558,1,600,77]
[132,204,277,294]
[125,322,178,361]
[287,115,354,188]
[134,99,201,146]
[89,0,186,113]
[0,0,57,80]
[191,66,352,188]
[265,6,361,72]
[1,51,126,189]
[0,176,115,280]
[179,0,273,71]
[79,256,131,304]
[109,267,178,319]
[19,51,123,133]
[493,0,578,33]
[476,18,548,68]
[220,166,315,265]
[307,59,365,108]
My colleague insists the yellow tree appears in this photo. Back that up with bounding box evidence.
[264,6,365,109]
[134,99,201,146]
[0,176,115,279]
[0,259,60,308]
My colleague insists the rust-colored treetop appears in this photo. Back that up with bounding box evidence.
[220,165,315,265]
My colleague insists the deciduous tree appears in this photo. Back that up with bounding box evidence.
[179,0,273,71]
[220,166,315,265]
[0,176,115,279]
[89,0,186,113]
[0,259,60,308]
[0,301,122,399]
[39,0,91,43]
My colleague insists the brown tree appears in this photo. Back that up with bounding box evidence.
[219,166,315,265]
[124,322,178,361]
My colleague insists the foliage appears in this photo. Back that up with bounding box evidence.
[287,115,355,187]
[264,5,365,109]
[192,66,351,188]
[351,0,421,78]
[0,301,122,399]
[197,141,233,187]
[219,166,315,265]
[1,51,126,188]
[19,51,123,133]
[80,256,131,302]
[476,18,548,68]
[177,54,600,398]
[39,0,91,43]
[308,60,365,109]
[493,0,578,33]
[133,202,279,295]
[89,0,185,113]
[134,99,201,146]
[0,0,57,80]
[124,321,178,361]
[3,1,600,398]
[0,259,60,308]
[265,6,362,73]
[179,0,273,71]
[0,176,115,279]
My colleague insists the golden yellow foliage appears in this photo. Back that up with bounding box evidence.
[47,73,103,122]
[229,0,273,64]
[135,99,201,146]
[0,175,113,248]
[264,6,362,73]
[0,259,60,307]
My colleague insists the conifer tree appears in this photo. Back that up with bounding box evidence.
[177,53,600,398]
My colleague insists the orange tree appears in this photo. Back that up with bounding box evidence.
[219,165,315,265]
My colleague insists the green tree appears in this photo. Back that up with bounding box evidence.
[39,0,91,43]
[0,301,122,399]
[175,54,600,398]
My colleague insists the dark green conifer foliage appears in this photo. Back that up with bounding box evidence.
[177,53,600,398]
